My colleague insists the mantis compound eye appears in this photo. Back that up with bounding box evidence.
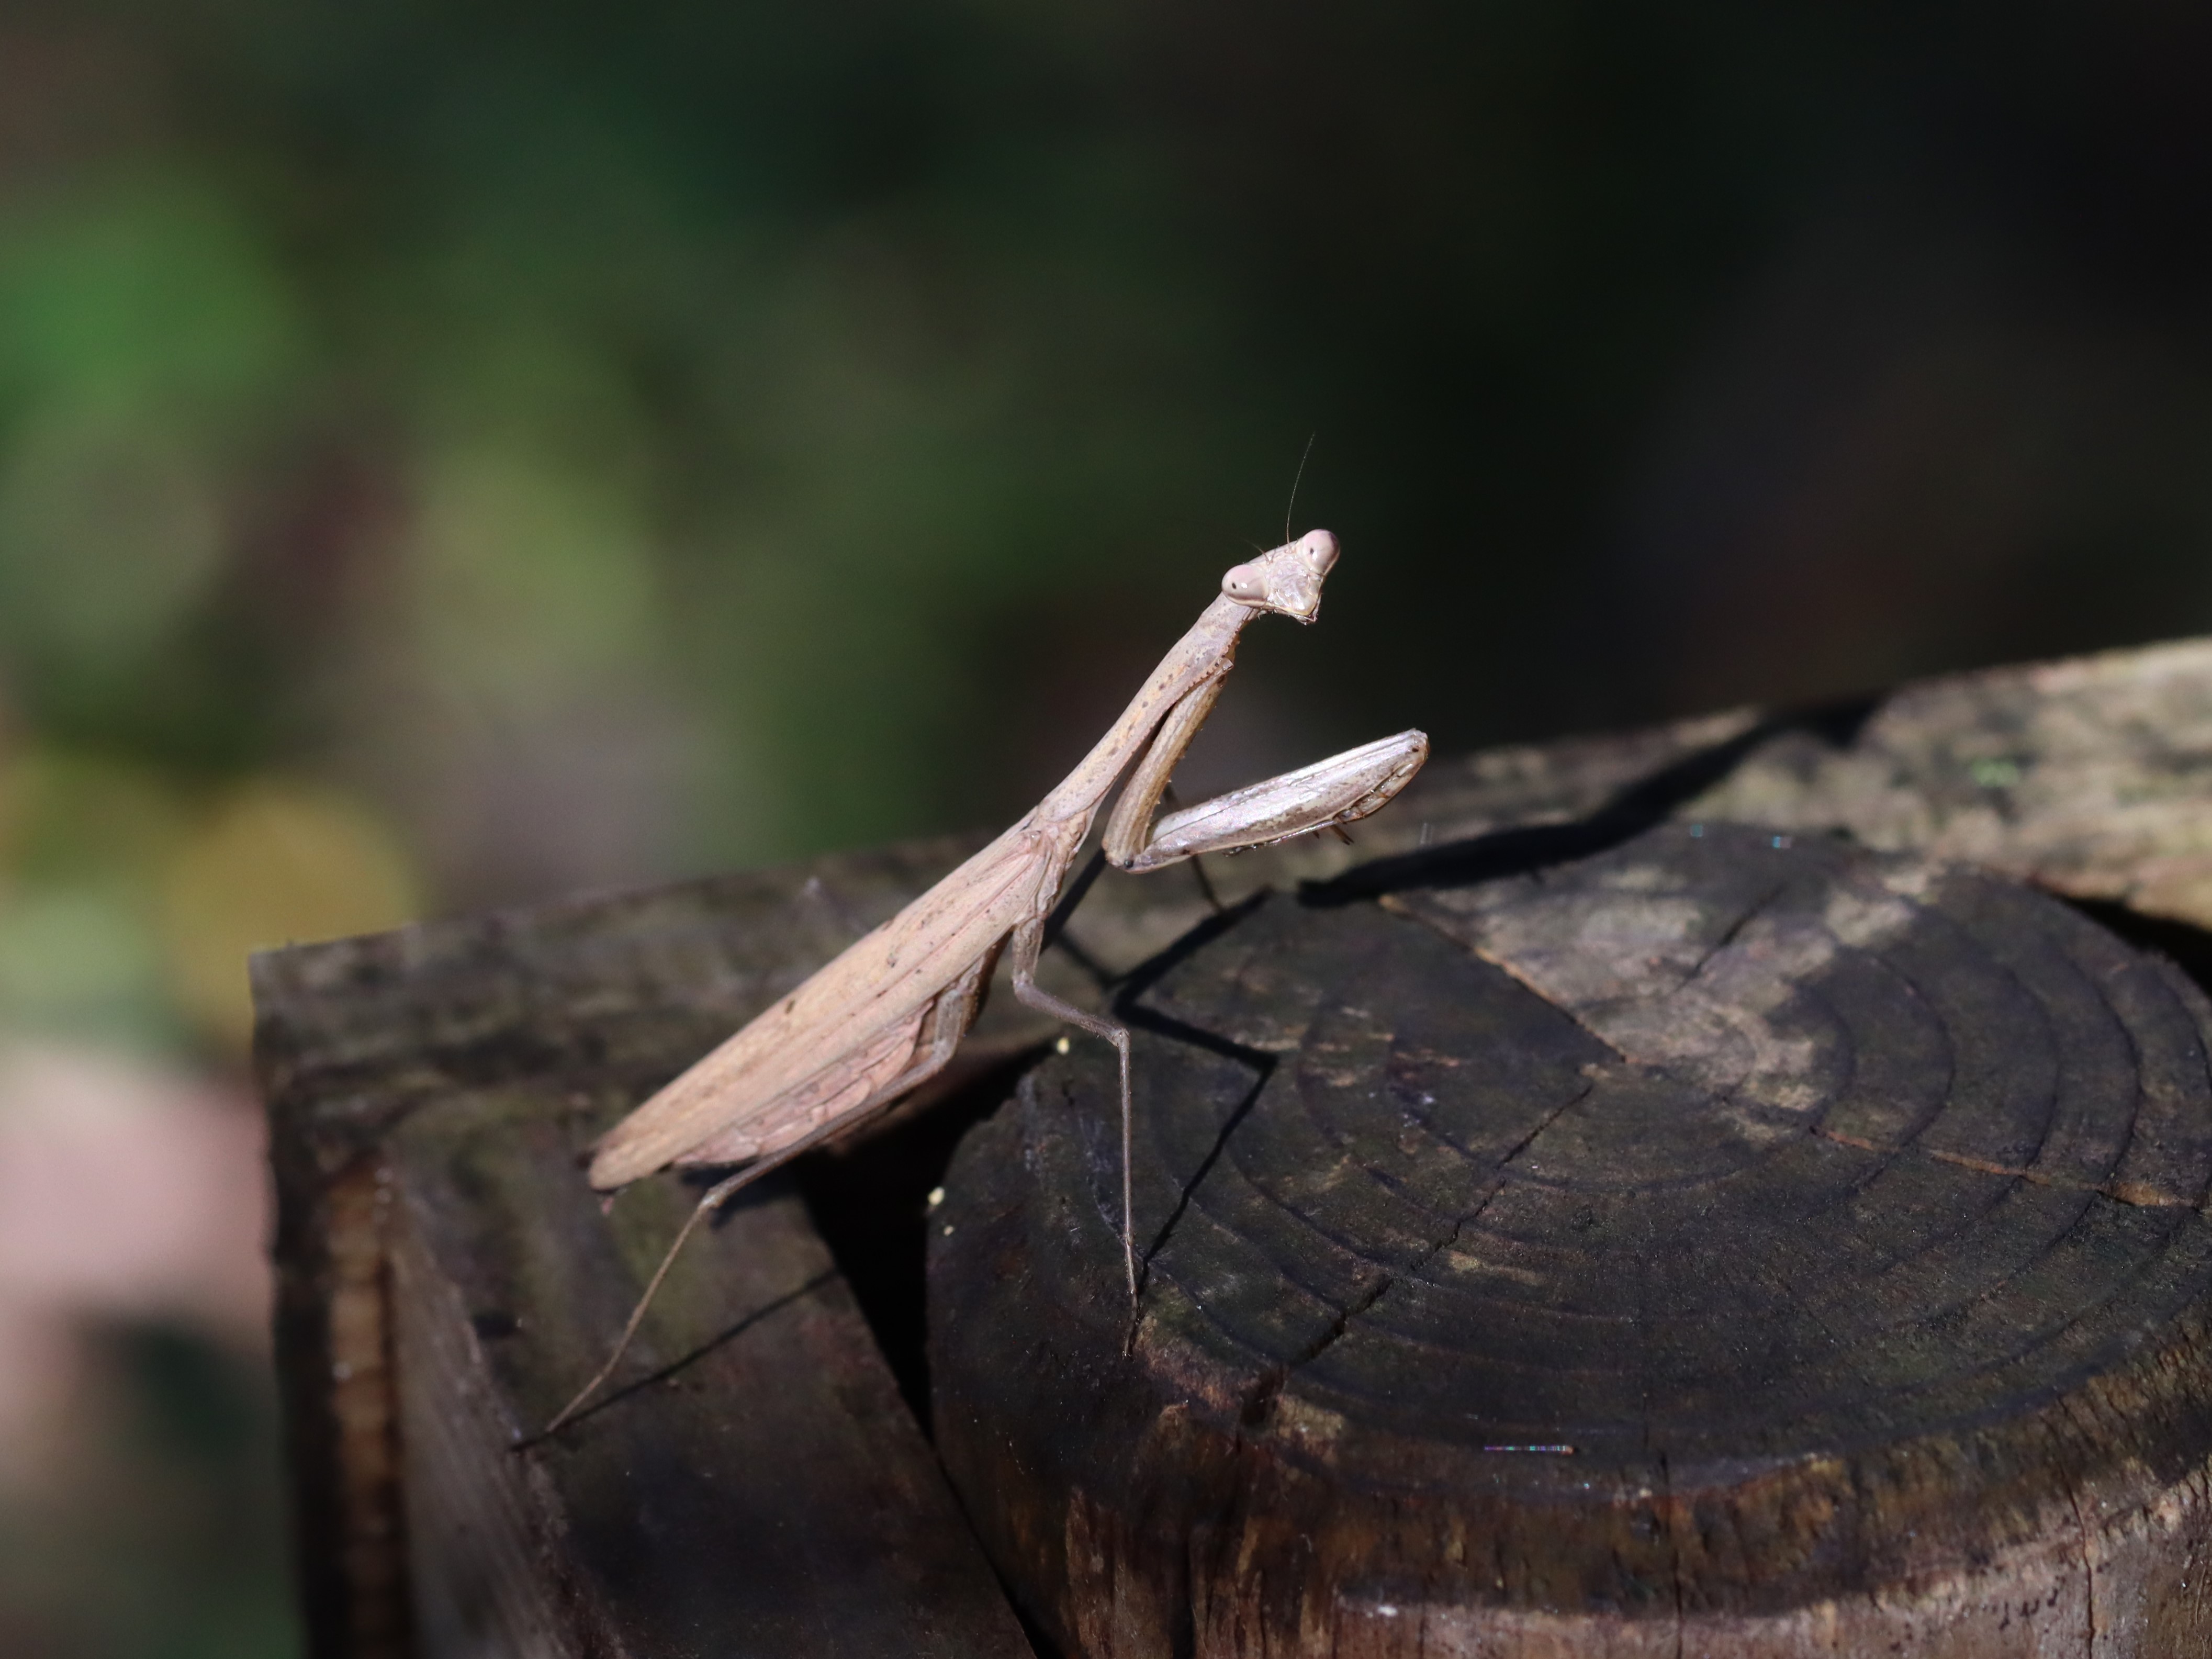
[1222,564,1267,603]
[1298,529,1340,574]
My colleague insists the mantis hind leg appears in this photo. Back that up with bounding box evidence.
[1006,916,1138,1308]
[541,960,995,1439]
[867,947,996,1106]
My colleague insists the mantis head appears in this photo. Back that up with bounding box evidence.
[1220,529,1339,623]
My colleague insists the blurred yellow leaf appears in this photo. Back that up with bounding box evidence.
[159,782,421,1051]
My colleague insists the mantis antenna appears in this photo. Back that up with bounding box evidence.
[1284,431,1317,547]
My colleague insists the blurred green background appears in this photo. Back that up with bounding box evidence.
[4,2,2211,1654]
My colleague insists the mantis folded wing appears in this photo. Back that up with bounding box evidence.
[544,531,1427,1434]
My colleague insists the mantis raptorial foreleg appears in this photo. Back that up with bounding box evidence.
[540,531,1428,1437]
[1122,731,1430,872]
[1102,676,1225,865]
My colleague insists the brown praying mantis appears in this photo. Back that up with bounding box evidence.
[545,530,1427,1434]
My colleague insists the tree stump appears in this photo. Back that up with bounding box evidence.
[261,636,2212,1658]
[930,822,2212,1656]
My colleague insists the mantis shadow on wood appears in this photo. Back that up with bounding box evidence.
[1041,698,1891,1310]
[512,1266,838,1450]
[1299,694,1881,909]
[542,532,1430,1436]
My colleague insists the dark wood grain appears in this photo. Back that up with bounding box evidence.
[930,823,2212,1656]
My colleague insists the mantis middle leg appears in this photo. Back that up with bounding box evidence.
[1006,914,1138,1299]
[1032,680,1428,1308]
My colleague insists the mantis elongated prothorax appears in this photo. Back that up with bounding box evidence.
[544,532,1425,1434]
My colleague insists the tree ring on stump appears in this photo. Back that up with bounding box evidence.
[929,822,2212,1657]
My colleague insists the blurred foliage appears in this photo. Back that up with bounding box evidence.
[5,1,2209,888]
[4,1,2212,1654]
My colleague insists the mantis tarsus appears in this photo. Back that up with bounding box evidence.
[545,531,1427,1434]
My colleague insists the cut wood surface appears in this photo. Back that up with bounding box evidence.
[931,823,2212,1655]
[255,634,2212,1658]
